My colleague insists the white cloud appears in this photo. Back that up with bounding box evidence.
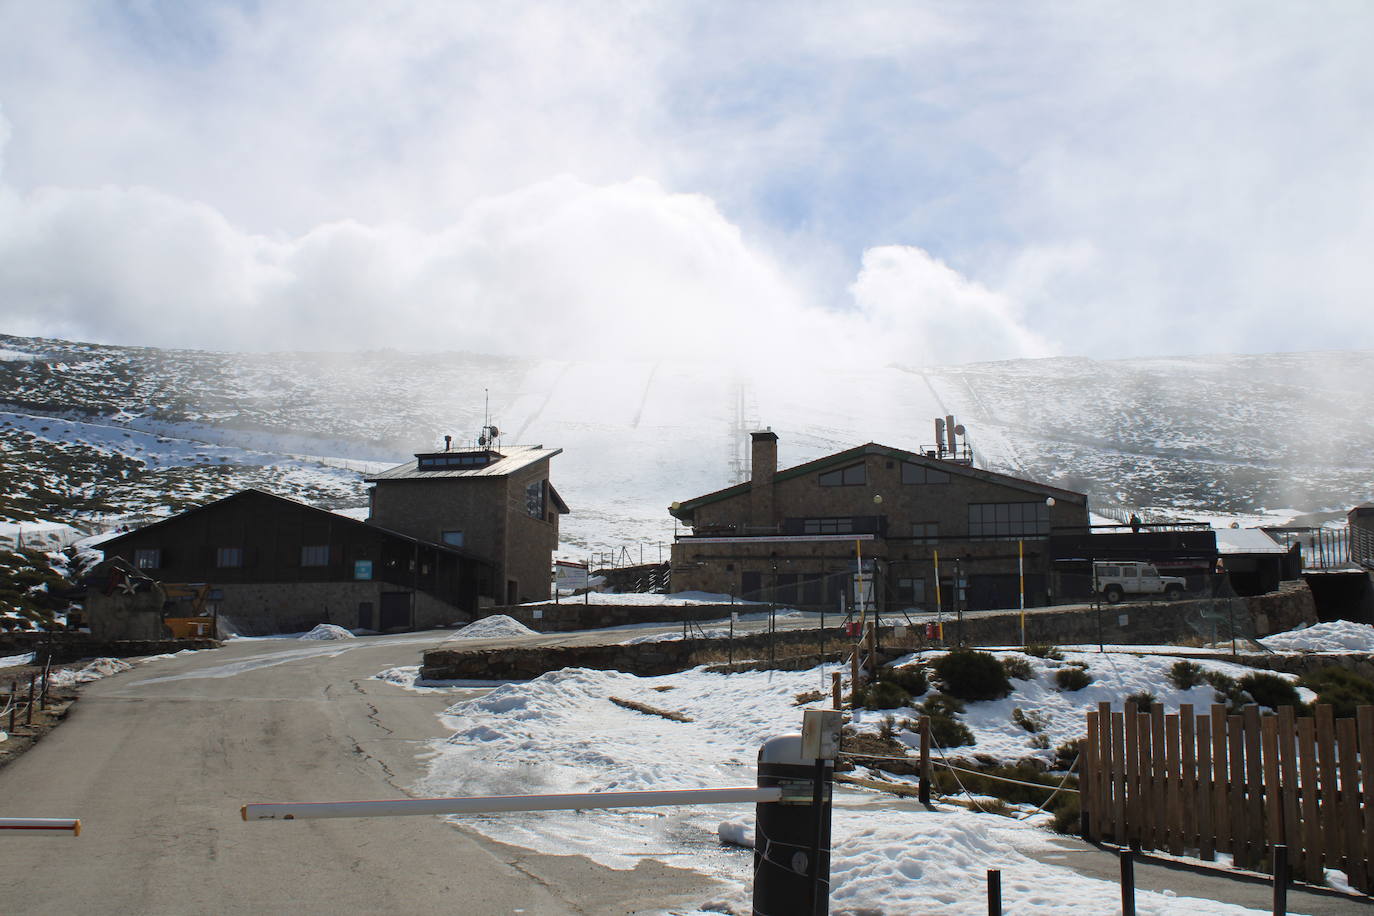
[849,246,1051,366]
[1,2,1373,360]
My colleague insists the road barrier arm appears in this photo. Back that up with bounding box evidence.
[0,818,81,835]
[243,786,784,821]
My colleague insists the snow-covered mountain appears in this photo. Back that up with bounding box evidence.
[2,334,1372,558]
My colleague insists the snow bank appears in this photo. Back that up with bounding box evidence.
[451,615,536,639]
[0,652,34,669]
[529,591,761,607]
[417,661,1272,913]
[48,657,133,686]
[298,624,356,640]
[1261,621,1374,653]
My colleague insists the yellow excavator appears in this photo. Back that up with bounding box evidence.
[161,583,216,638]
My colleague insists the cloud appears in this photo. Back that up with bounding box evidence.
[2,3,1373,360]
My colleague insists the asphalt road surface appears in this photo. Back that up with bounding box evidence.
[0,629,725,915]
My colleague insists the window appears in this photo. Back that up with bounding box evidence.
[818,463,866,487]
[967,502,1050,538]
[897,577,927,605]
[417,452,497,470]
[301,545,331,566]
[134,548,161,569]
[901,462,950,484]
[442,530,465,547]
[216,547,244,568]
[911,522,939,544]
[525,479,546,519]
[803,517,855,535]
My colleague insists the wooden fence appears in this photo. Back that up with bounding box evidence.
[1082,701,1374,892]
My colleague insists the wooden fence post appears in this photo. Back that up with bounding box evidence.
[1197,712,1214,861]
[1357,706,1374,894]
[1120,849,1136,916]
[1314,705,1339,883]
[987,869,1001,916]
[831,672,841,711]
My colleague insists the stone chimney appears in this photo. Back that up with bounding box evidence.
[749,429,778,528]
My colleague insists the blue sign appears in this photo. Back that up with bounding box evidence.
[354,560,373,581]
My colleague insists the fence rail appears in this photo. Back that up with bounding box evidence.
[1082,701,1374,892]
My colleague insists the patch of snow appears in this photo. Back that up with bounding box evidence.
[450,615,536,639]
[523,591,762,607]
[1261,621,1374,653]
[48,657,133,686]
[373,665,502,691]
[298,624,357,641]
[0,652,35,668]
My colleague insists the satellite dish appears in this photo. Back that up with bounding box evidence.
[478,435,489,447]
[488,426,500,439]
[954,424,966,436]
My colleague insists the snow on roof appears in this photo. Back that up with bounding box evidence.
[365,444,561,481]
[1213,526,1288,555]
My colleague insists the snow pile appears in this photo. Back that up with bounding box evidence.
[450,615,536,639]
[298,624,356,640]
[531,591,761,607]
[418,662,1274,913]
[1260,621,1374,653]
[373,665,503,691]
[620,627,730,644]
[0,652,35,669]
[48,657,133,686]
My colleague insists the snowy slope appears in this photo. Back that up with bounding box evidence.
[2,334,1372,554]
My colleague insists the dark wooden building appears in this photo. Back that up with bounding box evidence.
[91,489,494,637]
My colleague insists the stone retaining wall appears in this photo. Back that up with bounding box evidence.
[0,633,221,664]
[421,626,850,680]
[480,602,757,633]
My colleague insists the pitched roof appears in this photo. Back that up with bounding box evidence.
[96,488,487,562]
[365,445,561,482]
[670,442,1087,523]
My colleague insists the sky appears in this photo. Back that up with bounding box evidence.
[0,1,1372,367]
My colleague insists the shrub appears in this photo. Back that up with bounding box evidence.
[1024,645,1064,660]
[1202,671,1248,710]
[934,649,1012,701]
[880,715,898,740]
[884,664,929,698]
[1051,793,1082,835]
[1055,666,1093,691]
[1124,690,1157,711]
[1299,667,1374,719]
[1012,707,1049,734]
[855,680,912,710]
[1169,660,1206,690]
[1001,656,1035,681]
[1238,672,1302,711]
[1053,738,1084,770]
[1030,733,1050,749]
[920,693,974,748]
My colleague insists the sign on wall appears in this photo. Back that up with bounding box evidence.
[354,560,373,581]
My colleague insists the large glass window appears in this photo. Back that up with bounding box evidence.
[967,502,1050,538]
[901,463,950,484]
[216,547,244,568]
[442,530,465,547]
[802,517,856,535]
[525,479,546,519]
[134,548,161,569]
[301,545,331,566]
[818,463,866,487]
[897,577,927,605]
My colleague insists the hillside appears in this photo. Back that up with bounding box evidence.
[2,335,1372,558]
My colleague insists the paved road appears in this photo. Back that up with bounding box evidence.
[0,630,722,915]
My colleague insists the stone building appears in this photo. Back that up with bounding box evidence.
[668,431,1088,612]
[366,442,567,606]
[90,488,494,637]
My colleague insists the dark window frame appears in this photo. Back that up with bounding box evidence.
[818,463,866,487]
[216,546,245,568]
[301,544,331,567]
[901,462,950,485]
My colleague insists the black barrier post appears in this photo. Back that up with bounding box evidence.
[754,713,839,916]
[1272,845,1288,915]
[1120,849,1135,916]
[987,869,1001,915]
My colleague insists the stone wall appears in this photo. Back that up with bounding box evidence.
[421,626,850,680]
[0,633,219,664]
[482,602,756,633]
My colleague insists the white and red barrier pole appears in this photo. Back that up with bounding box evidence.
[0,818,81,835]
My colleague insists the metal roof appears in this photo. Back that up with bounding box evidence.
[1214,527,1289,555]
[670,442,1086,522]
[365,445,562,482]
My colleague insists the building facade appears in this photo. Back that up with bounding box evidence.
[366,443,567,605]
[669,431,1089,612]
[91,488,493,636]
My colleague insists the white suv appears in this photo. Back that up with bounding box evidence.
[1092,561,1187,603]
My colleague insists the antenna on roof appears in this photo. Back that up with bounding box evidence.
[478,388,501,449]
